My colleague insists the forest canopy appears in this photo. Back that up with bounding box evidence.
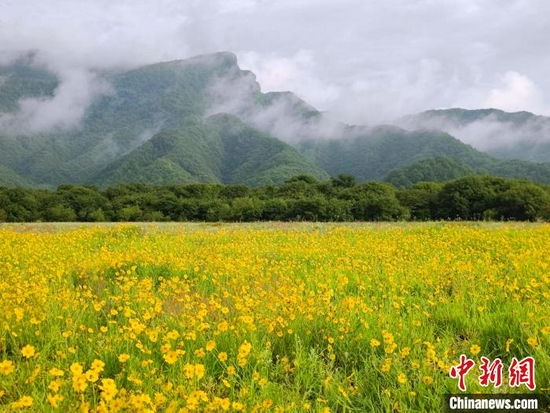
[1,174,550,223]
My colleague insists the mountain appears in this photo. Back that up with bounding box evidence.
[296,124,550,186]
[395,108,550,162]
[0,52,326,187]
[385,156,477,188]
[94,113,328,186]
[2,52,550,188]
[0,56,58,112]
[0,165,31,187]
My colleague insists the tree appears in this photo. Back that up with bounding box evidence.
[330,174,356,188]
[397,182,442,220]
[346,182,409,221]
[436,176,509,220]
[44,205,77,222]
[495,183,550,221]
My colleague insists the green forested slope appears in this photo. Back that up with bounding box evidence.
[397,108,550,162]
[2,52,550,187]
[95,114,328,187]
[296,125,550,184]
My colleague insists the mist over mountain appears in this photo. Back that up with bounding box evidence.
[2,51,550,188]
[396,108,550,162]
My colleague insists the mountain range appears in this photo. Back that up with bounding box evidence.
[2,51,550,188]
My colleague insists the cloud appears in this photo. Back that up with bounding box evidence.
[483,71,547,114]
[238,50,341,110]
[1,0,550,130]
[205,63,347,143]
[0,68,112,134]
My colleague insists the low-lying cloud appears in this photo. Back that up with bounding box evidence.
[205,66,348,142]
[0,66,112,135]
[396,109,550,161]
[1,0,550,136]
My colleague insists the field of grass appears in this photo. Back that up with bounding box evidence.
[0,222,549,411]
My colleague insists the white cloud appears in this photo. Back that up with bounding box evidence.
[0,68,112,134]
[483,71,548,114]
[238,50,341,110]
[0,0,549,128]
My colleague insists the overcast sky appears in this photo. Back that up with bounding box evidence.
[1,0,549,124]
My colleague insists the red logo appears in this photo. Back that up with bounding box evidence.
[450,355,536,391]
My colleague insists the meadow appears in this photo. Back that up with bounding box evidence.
[0,222,549,412]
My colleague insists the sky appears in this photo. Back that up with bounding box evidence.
[1,0,550,125]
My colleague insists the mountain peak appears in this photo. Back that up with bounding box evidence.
[147,51,239,71]
[182,51,238,67]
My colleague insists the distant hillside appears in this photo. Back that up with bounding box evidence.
[297,125,485,180]
[2,52,550,188]
[94,114,328,187]
[295,124,550,184]
[385,156,478,187]
[0,52,326,187]
[0,57,58,112]
[396,108,550,162]
[0,165,31,187]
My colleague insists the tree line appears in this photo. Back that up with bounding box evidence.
[1,174,550,223]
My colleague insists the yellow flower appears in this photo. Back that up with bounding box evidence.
[238,341,252,358]
[423,376,434,385]
[90,359,105,372]
[21,345,36,359]
[183,363,195,379]
[48,368,64,377]
[166,330,180,340]
[232,402,245,411]
[85,369,99,382]
[48,379,62,392]
[47,394,63,409]
[194,363,205,379]
[506,339,514,352]
[99,378,118,401]
[370,339,381,347]
[470,344,481,355]
[227,366,236,376]
[12,396,33,408]
[72,374,88,392]
[218,352,228,362]
[163,351,179,365]
[0,360,15,375]
[382,331,394,344]
[381,358,391,372]
[118,353,130,363]
[527,337,538,348]
[397,373,407,384]
[70,363,83,376]
[219,398,230,410]
[206,340,216,351]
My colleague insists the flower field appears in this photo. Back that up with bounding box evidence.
[0,223,549,411]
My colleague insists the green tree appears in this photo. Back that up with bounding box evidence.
[495,183,550,221]
[44,205,77,222]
